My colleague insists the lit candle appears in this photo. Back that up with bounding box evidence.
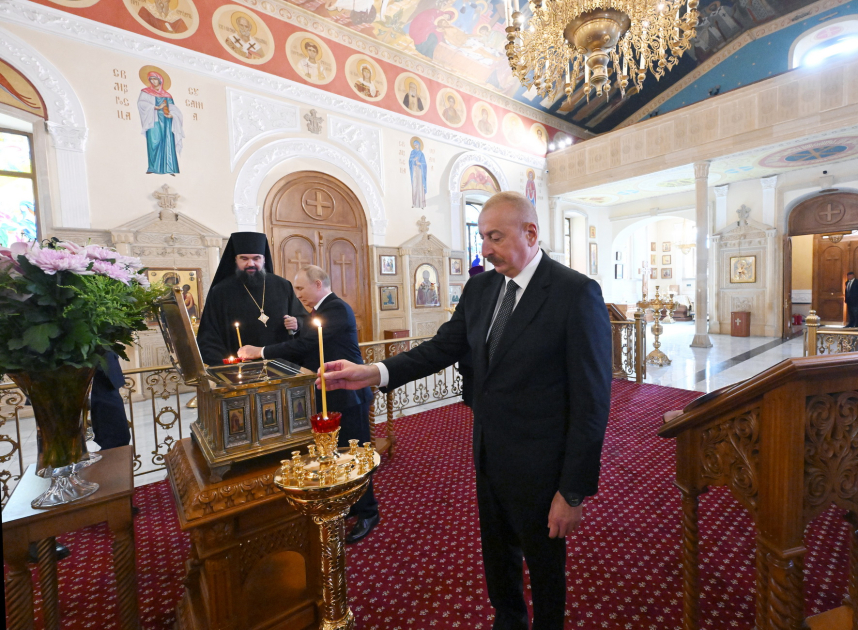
[315,318,328,419]
[234,322,243,349]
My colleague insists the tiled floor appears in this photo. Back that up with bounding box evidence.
[641,321,805,393]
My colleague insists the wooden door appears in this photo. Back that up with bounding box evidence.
[813,235,851,324]
[264,172,371,341]
[783,235,792,338]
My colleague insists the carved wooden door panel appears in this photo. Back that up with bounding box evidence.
[814,235,847,324]
[783,235,792,338]
[264,172,371,341]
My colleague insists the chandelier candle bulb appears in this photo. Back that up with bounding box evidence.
[315,318,328,419]
[234,322,242,349]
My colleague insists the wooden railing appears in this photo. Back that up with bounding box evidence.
[610,310,646,384]
[1,317,639,506]
[804,309,858,356]
[658,353,858,629]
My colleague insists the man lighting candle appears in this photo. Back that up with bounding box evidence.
[317,192,612,630]
[197,232,307,365]
[238,265,379,543]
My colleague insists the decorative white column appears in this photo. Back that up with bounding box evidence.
[713,185,728,233]
[548,197,562,253]
[46,122,90,229]
[761,176,778,229]
[765,227,778,337]
[233,203,260,232]
[450,191,464,250]
[203,236,224,287]
[710,234,721,334]
[691,161,713,348]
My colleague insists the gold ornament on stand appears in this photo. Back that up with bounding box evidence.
[504,0,698,103]
[637,286,676,367]
[275,412,379,630]
[186,316,200,409]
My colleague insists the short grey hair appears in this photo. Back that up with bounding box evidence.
[300,264,331,288]
[482,191,539,229]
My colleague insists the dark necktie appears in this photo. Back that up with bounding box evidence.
[487,280,518,363]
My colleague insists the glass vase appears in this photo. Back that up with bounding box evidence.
[8,366,100,508]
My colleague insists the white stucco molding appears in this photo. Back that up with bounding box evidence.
[227,88,300,171]
[0,23,90,228]
[328,115,384,192]
[233,138,385,239]
[447,151,510,250]
[0,0,548,170]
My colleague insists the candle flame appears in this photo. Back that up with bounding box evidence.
[234,322,239,328]
[314,318,322,327]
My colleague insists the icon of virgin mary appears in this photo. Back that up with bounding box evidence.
[136,66,184,175]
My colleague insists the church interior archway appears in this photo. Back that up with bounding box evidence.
[786,191,858,329]
[263,170,372,341]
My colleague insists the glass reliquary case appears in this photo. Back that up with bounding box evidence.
[156,287,316,482]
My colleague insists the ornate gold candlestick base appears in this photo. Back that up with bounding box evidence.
[637,286,676,368]
[275,439,379,630]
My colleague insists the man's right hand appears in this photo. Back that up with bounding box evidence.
[320,360,381,390]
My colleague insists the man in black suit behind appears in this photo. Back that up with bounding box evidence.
[846,272,858,327]
[321,192,612,629]
[238,265,379,543]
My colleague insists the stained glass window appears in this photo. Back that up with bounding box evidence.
[0,130,37,247]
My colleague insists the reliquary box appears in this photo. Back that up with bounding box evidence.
[157,287,316,482]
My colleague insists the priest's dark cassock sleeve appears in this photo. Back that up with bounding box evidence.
[197,275,308,364]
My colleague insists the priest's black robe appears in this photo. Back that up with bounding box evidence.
[197,275,308,365]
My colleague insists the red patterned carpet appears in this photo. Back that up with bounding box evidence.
[4,380,851,629]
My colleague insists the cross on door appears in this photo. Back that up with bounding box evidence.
[305,190,333,217]
[288,250,309,275]
[333,254,352,294]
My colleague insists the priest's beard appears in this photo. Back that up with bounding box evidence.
[236,265,266,288]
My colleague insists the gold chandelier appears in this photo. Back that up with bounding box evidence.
[504,0,699,102]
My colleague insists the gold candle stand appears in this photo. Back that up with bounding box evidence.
[274,437,379,630]
[186,316,200,409]
[636,286,676,367]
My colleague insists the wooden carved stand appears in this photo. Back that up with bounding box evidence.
[165,437,321,630]
[660,354,858,630]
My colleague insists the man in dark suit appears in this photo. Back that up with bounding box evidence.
[90,352,131,449]
[846,272,858,327]
[238,265,379,543]
[321,192,612,629]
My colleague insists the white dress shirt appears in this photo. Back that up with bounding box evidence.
[376,249,542,387]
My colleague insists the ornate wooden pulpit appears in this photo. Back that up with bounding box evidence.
[659,354,858,630]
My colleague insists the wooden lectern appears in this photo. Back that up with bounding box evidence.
[659,354,858,630]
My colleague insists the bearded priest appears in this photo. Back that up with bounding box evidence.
[197,232,307,365]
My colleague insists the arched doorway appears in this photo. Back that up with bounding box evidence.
[785,191,858,332]
[264,171,371,341]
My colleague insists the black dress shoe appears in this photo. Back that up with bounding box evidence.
[345,513,379,544]
[27,542,71,563]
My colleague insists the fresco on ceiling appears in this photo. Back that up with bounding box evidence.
[123,0,199,39]
[287,0,514,92]
[29,0,563,153]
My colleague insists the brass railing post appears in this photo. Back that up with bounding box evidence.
[634,308,645,383]
[805,310,820,357]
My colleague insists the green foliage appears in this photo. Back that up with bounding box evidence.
[0,257,168,372]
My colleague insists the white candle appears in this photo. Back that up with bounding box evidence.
[315,318,328,419]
